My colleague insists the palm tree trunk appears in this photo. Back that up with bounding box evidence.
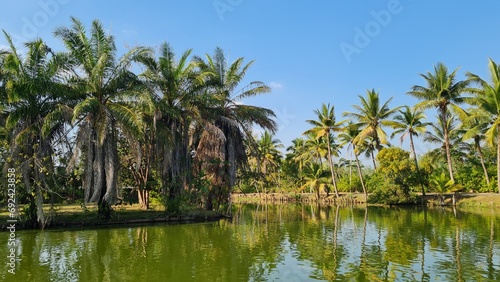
[371,150,377,170]
[497,128,500,194]
[441,112,455,182]
[353,145,367,200]
[355,157,367,200]
[475,138,490,186]
[326,134,340,198]
[410,134,426,200]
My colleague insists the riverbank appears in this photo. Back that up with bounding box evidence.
[231,192,500,208]
[0,204,224,231]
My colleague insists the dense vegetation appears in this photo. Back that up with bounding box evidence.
[1,18,499,228]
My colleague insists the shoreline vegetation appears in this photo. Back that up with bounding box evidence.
[2,17,500,231]
[231,192,500,208]
[2,192,499,231]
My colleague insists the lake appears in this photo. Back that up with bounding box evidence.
[1,204,500,281]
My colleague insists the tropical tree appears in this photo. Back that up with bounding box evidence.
[194,47,277,210]
[466,58,500,193]
[54,17,148,218]
[423,114,466,163]
[2,34,69,227]
[338,122,367,199]
[388,106,430,197]
[256,131,283,175]
[304,103,342,198]
[456,108,491,186]
[343,89,399,169]
[430,172,457,205]
[135,42,199,213]
[408,63,470,181]
[299,162,330,201]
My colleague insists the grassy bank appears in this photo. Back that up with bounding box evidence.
[0,203,223,231]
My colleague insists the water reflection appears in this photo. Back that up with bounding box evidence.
[1,205,499,281]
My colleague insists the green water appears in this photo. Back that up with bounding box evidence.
[2,205,500,281]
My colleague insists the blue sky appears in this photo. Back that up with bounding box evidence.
[1,0,500,160]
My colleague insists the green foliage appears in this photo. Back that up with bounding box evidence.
[368,180,418,205]
[369,148,420,205]
[337,174,363,193]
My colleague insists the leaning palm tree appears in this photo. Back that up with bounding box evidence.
[466,58,500,193]
[304,103,342,198]
[338,122,367,199]
[343,89,399,159]
[194,47,277,210]
[456,108,491,186]
[388,106,430,197]
[54,18,147,218]
[408,63,470,182]
[2,34,69,227]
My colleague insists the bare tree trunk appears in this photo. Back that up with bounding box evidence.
[441,112,455,182]
[90,143,104,202]
[410,134,426,202]
[371,150,377,170]
[497,129,500,194]
[103,127,118,205]
[475,138,490,186]
[353,145,367,201]
[326,134,339,199]
[83,126,95,203]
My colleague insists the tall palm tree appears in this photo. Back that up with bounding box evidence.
[54,18,148,218]
[343,89,399,160]
[338,122,367,199]
[304,103,342,198]
[456,108,491,186]
[135,42,199,213]
[194,47,277,210]
[388,106,430,198]
[408,63,470,181]
[466,58,500,193]
[2,34,69,227]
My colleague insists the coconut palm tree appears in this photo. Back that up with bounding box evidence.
[408,63,470,182]
[54,17,148,218]
[338,122,367,199]
[256,131,283,175]
[456,108,491,186]
[466,58,500,193]
[299,162,330,201]
[304,103,342,198]
[389,106,429,164]
[424,114,466,164]
[343,89,399,165]
[194,47,277,210]
[2,34,69,227]
[388,106,430,197]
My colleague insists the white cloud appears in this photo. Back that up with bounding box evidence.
[269,81,283,89]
